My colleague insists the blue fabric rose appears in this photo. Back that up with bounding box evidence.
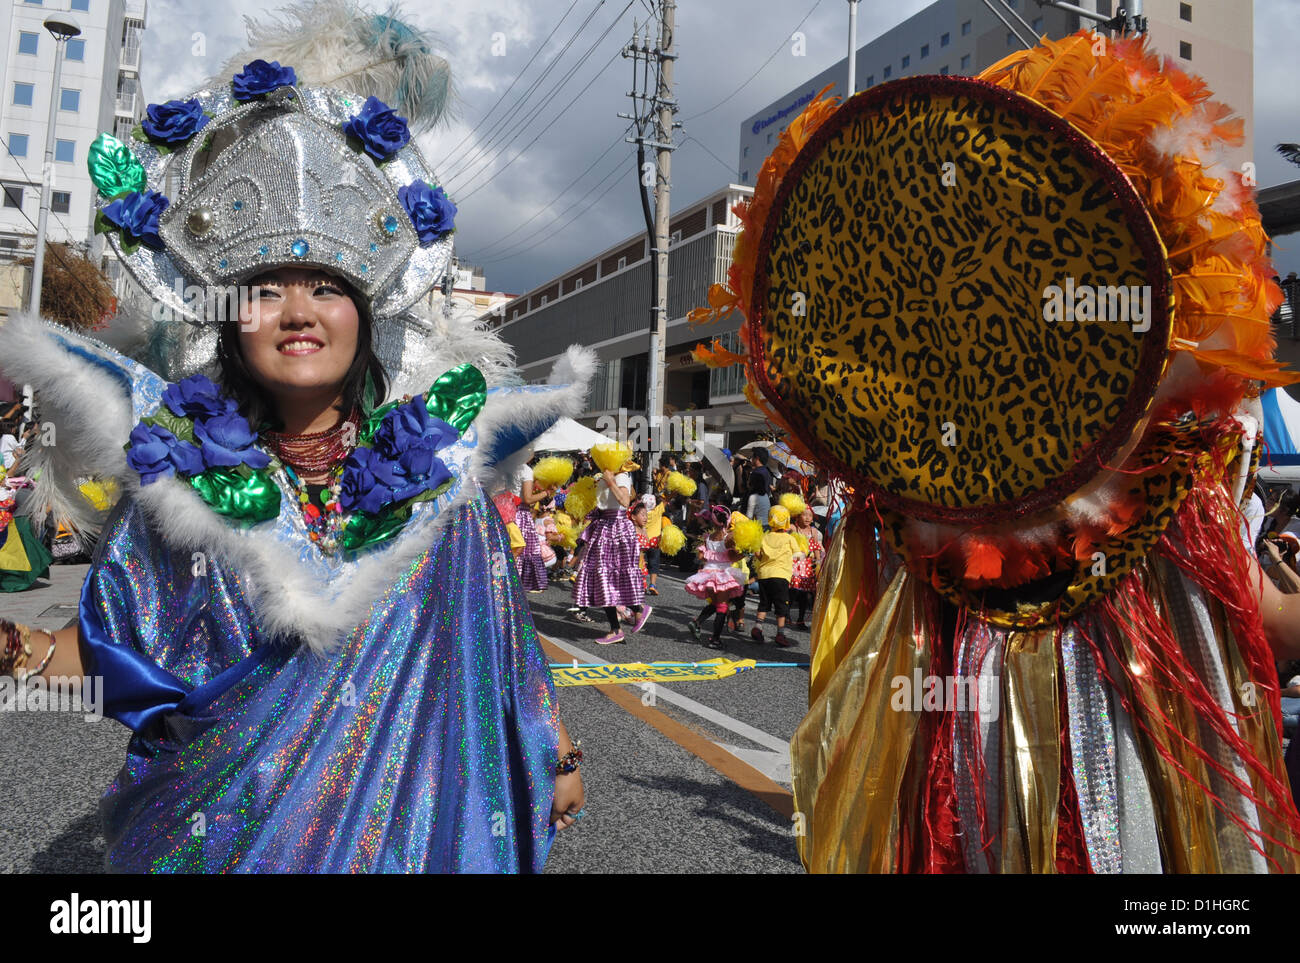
[372,399,457,460]
[126,422,204,485]
[193,412,271,470]
[102,190,169,250]
[232,60,297,101]
[162,374,237,421]
[343,96,411,162]
[339,447,393,515]
[141,99,209,145]
[398,181,456,246]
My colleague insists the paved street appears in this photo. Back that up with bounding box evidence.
[0,558,809,873]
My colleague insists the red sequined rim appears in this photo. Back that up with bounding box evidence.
[748,75,1173,526]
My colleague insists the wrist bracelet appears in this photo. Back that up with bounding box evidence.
[556,741,583,775]
[18,631,56,682]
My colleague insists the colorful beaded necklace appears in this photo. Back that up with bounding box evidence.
[263,410,358,555]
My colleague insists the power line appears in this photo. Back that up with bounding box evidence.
[432,0,584,170]
[440,0,609,187]
[473,154,634,264]
[451,27,631,203]
[468,123,633,259]
[682,0,825,122]
[1,141,115,310]
[447,0,635,199]
[679,135,736,179]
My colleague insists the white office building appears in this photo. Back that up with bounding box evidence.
[0,0,147,293]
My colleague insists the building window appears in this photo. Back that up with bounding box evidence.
[66,38,84,61]
[960,53,971,70]
[617,256,627,270]
[743,145,748,157]
[1179,41,1192,60]
[883,64,892,79]
[961,20,971,35]
[941,32,949,47]
[3,184,22,209]
[8,134,29,158]
[539,295,547,307]
[901,55,909,69]
[920,44,929,59]
[573,277,583,291]
[18,32,39,55]
[52,190,70,214]
[866,74,873,86]
[1180,2,1192,21]
[23,0,43,5]
[940,65,949,75]
[13,83,34,107]
[55,139,74,163]
[71,0,89,8]
[60,88,79,112]
[741,170,748,182]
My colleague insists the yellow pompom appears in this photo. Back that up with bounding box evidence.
[590,441,633,474]
[564,476,599,521]
[793,532,810,554]
[779,492,807,517]
[556,520,580,551]
[731,517,764,554]
[533,456,575,490]
[658,521,686,556]
[664,470,698,497]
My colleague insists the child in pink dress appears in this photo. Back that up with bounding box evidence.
[684,506,746,649]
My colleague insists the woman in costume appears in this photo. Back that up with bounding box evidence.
[692,32,1300,872]
[0,2,591,872]
[790,506,823,630]
[0,438,53,593]
[572,456,652,645]
[685,505,746,650]
[513,454,554,594]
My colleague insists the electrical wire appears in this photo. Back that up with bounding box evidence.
[472,154,634,264]
[468,123,633,259]
[432,0,584,169]
[1,141,116,310]
[682,0,825,122]
[440,0,610,186]
[680,135,736,179]
[447,0,636,199]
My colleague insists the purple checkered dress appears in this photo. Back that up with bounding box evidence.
[573,509,645,608]
[516,509,547,591]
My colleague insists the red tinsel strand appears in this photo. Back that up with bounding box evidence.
[1074,580,1300,868]
[919,585,965,873]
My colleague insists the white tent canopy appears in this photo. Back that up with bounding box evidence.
[532,417,612,453]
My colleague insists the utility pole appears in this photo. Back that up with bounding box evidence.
[29,17,81,316]
[619,0,677,485]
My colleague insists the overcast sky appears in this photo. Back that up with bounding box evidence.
[142,0,1299,294]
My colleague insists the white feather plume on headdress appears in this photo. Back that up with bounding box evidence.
[206,0,455,132]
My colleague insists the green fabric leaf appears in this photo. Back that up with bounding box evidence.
[424,363,486,433]
[147,407,195,443]
[189,468,280,524]
[87,133,147,199]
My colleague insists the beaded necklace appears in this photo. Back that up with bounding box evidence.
[262,410,358,554]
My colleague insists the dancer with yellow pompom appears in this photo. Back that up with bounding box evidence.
[572,442,652,644]
[750,505,805,648]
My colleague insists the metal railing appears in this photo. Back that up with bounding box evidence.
[115,94,136,116]
[1274,274,1300,339]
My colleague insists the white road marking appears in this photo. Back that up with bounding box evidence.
[545,636,794,784]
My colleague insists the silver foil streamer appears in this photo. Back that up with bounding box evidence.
[1060,624,1123,873]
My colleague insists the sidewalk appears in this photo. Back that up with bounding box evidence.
[0,562,90,630]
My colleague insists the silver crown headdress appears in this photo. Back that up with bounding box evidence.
[87,0,458,389]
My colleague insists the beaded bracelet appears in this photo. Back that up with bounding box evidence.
[18,632,57,682]
[0,618,33,677]
[556,742,583,775]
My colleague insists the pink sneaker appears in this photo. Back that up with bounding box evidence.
[595,631,625,645]
[631,606,653,633]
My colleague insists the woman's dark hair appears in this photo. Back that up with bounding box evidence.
[215,273,389,431]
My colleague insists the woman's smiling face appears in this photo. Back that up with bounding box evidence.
[237,267,360,403]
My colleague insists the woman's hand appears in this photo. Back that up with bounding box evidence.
[551,769,585,831]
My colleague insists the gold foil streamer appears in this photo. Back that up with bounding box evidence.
[791,567,932,873]
[807,509,882,705]
[999,626,1061,873]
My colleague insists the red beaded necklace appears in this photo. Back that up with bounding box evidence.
[263,408,359,484]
